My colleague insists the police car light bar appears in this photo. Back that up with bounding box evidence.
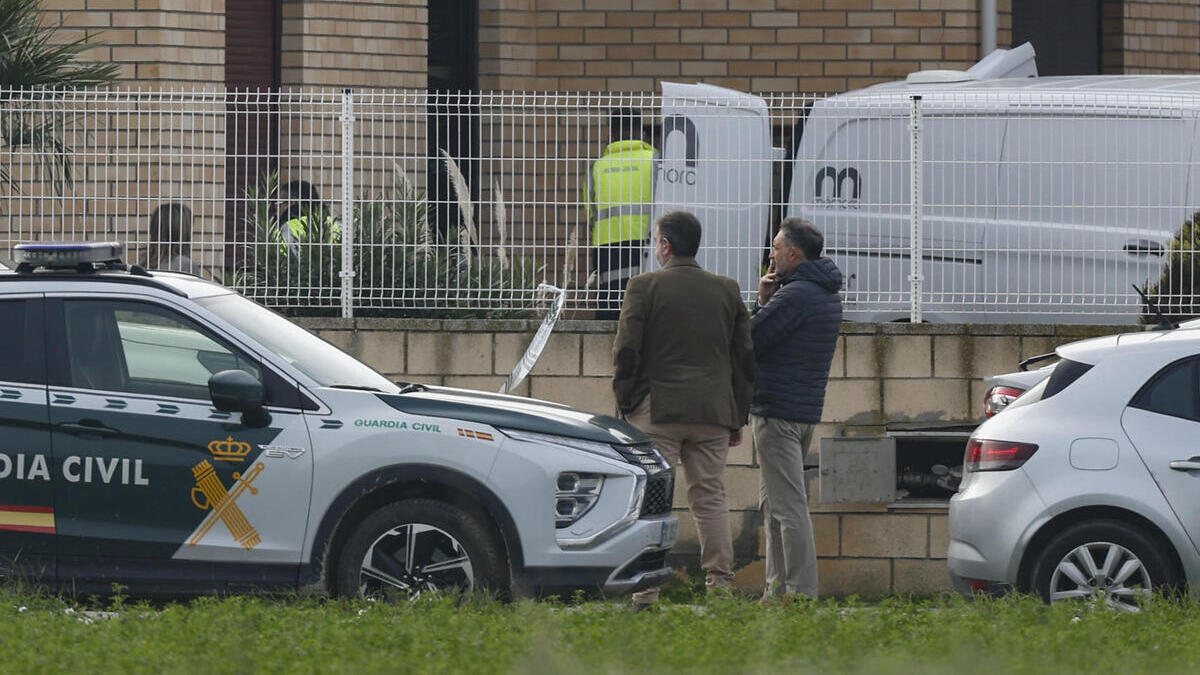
[13,241,125,270]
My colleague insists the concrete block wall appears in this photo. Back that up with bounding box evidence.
[301,317,1128,596]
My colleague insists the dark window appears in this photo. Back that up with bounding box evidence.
[0,299,43,385]
[1042,358,1094,400]
[225,0,282,268]
[1012,0,1102,76]
[62,300,260,401]
[1131,358,1199,421]
[427,0,480,240]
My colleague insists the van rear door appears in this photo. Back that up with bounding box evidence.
[994,103,1191,323]
[650,82,781,297]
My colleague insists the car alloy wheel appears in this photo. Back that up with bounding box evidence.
[1047,541,1152,611]
[360,522,475,598]
[334,498,510,600]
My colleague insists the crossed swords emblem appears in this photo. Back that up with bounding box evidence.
[189,459,265,549]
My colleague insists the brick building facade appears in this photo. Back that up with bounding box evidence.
[39,1,1200,94]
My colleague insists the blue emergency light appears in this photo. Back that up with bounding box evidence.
[12,241,125,271]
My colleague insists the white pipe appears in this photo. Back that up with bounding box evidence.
[981,0,997,57]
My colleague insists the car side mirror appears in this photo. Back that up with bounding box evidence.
[209,369,266,423]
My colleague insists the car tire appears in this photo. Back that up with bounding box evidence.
[1030,519,1179,609]
[334,498,510,600]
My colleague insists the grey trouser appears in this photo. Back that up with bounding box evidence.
[629,396,734,603]
[752,414,818,598]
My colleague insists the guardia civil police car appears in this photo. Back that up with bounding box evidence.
[0,242,676,598]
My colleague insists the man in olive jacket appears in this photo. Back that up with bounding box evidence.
[613,210,755,604]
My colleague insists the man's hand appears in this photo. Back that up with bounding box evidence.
[757,271,779,306]
[729,428,743,447]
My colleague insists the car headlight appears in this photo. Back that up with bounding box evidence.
[555,472,603,528]
[497,428,625,462]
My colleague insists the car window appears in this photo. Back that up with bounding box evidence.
[1130,357,1198,421]
[197,293,398,392]
[0,299,41,385]
[63,300,260,399]
[1042,358,1094,400]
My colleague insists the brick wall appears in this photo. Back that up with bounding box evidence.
[482,0,1012,94]
[300,317,1125,595]
[42,1,1200,94]
[43,0,225,85]
[280,0,427,90]
[16,4,226,275]
[1117,0,1200,74]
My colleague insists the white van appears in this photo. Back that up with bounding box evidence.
[657,50,1200,324]
[787,71,1200,323]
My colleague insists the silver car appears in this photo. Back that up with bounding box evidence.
[950,325,1200,608]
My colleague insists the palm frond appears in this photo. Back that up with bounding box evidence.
[440,149,476,266]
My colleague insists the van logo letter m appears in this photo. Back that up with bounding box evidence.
[814,166,861,206]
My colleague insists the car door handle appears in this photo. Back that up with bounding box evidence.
[1169,458,1200,472]
[1123,239,1165,256]
[58,420,119,438]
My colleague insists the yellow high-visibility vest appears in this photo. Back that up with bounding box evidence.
[284,214,340,242]
[585,140,658,247]
[280,214,340,257]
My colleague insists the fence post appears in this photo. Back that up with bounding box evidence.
[908,95,923,324]
[339,88,356,319]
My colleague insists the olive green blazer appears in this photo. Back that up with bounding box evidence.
[612,256,755,429]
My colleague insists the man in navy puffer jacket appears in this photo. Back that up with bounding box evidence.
[751,218,843,600]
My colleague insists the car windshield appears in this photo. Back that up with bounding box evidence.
[197,293,399,393]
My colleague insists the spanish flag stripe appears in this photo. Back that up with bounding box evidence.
[0,504,54,514]
[0,524,55,534]
[0,507,55,532]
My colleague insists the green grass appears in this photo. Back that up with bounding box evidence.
[3,587,1200,674]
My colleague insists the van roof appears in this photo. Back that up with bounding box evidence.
[839,75,1200,110]
[864,74,1200,96]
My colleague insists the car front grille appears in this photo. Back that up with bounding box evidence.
[640,470,674,517]
[613,443,675,517]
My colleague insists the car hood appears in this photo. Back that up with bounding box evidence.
[376,386,646,445]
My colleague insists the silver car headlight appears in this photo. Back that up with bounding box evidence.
[555,472,604,528]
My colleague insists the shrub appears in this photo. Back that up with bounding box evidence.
[1143,211,1200,324]
[235,163,541,319]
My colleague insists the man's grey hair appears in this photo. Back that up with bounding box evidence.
[779,217,823,261]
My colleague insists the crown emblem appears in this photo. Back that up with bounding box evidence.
[208,436,252,462]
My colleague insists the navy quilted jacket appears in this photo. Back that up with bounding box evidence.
[750,257,844,423]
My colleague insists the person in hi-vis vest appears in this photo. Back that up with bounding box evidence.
[585,108,658,320]
[278,179,339,258]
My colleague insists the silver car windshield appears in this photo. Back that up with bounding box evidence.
[197,293,399,393]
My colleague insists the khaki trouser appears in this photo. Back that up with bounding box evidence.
[752,414,818,598]
[629,396,734,603]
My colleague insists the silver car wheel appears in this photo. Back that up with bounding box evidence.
[1048,541,1152,611]
[359,523,475,598]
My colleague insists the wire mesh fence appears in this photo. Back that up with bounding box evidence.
[2,85,1198,323]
